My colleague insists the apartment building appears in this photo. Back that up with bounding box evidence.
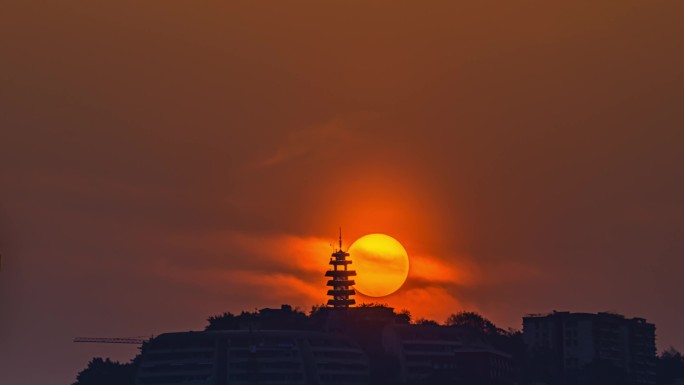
[523,311,656,385]
[134,330,369,385]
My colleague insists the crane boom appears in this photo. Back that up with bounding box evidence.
[74,337,147,344]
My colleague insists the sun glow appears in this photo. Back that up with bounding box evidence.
[348,233,409,297]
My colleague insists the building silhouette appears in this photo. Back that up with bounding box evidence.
[81,231,669,385]
[312,305,515,385]
[382,324,514,385]
[523,311,656,385]
[134,330,369,385]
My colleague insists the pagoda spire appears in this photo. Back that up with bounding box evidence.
[325,228,356,308]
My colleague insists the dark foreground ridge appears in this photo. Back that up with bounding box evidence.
[73,305,684,385]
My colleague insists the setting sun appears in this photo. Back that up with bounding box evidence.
[348,234,410,297]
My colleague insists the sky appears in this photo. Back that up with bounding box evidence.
[1,1,683,384]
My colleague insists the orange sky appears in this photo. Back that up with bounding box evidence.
[1,1,684,384]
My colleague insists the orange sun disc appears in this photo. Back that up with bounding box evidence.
[348,233,409,297]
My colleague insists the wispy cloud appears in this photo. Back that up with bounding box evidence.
[252,120,355,169]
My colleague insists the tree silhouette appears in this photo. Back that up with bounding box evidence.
[657,347,684,385]
[358,302,390,308]
[205,311,240,330]
[206,306,310,331]
[72,357,138,385]
[415,318,440,326]
[445,311,501,336]
[396,309,412,324]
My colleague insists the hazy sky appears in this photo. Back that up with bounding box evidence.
[1,1,683,384]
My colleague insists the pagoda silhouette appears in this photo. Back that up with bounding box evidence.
[325,229,356,307]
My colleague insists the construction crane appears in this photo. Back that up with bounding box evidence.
[73,336,150,344]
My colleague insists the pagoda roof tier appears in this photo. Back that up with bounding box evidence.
[327,289,355,296]
[326,279,355,286]
[327,299,356,307]
[325,270,357,277]
[329,260,352,266]
[332,250,350,258]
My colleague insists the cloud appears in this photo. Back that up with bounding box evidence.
[143,230,494,321]
[409,253,474,286]
[252,120,356,169]
[161,267,327,309]
[357,286,463,323]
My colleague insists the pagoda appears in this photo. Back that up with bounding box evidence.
[325,230,356,308]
